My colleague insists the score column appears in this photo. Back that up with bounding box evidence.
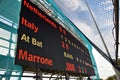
[58,26,76,72]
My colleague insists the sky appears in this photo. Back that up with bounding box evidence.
[54,0,119,79]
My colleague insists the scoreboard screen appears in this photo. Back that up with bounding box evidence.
[15,0,95,76]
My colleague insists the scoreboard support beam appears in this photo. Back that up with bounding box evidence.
[65,73,69,80]
[49,74,53,80]
[36,68,42,80]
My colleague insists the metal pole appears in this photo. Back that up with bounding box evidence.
[114,0,119,65]
[113,0,120,79]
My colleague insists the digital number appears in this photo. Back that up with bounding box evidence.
[59,26,66,35]
[66,62,75,72]
[61,41,69,50]
[78,66,87,74]
[78,66,82,73]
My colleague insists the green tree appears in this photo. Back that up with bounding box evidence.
[106,75,117,80]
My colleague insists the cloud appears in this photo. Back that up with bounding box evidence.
[70,17,114,59]
[92,48,115,79]
[72,19,94,36]
[105,5,113,11]
[54,0,87,12]
[100,0,113,11]
[54,0,79,11]
[101,0,112,5]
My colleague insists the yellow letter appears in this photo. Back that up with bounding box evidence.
[21,34,30,43]
[32,38,36,45]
